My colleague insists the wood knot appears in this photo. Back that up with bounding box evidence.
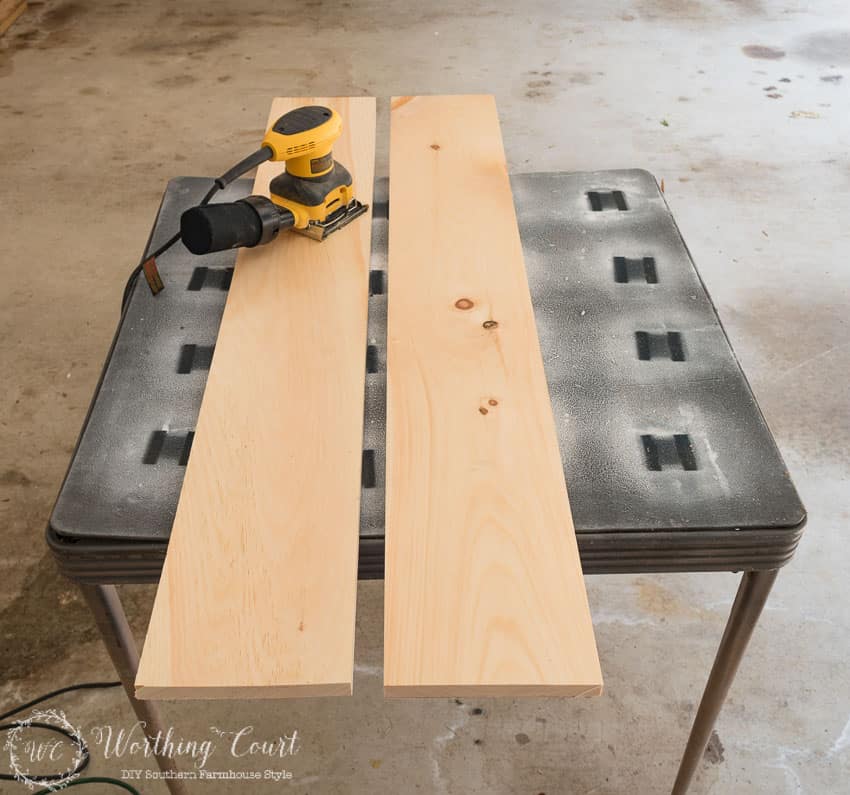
[488,399,498,406]
[478,407,489,415]
[483,320,498,329]
[431,143,441,150]
[455,298,474,310]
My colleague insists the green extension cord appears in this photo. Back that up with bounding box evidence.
[0,681,140,794]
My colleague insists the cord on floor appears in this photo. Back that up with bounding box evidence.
[0,681,141,793]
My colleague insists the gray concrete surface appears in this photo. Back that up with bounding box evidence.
[1,0,848,792]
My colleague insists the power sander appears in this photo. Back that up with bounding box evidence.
[135,105,368,296]
[180,105,368,255]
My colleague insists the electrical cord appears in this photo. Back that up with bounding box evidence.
[121,145,274,311]
[0,681,132,791]
[0,721,90,782]
[0,681,121,723]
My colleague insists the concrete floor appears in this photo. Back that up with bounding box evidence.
[1,0,848,792]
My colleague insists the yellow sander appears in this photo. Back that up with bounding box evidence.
[179,105,368,255]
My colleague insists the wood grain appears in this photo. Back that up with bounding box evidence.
[384,95,602,698]
[136,97,375,700]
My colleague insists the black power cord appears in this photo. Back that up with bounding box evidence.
[0,681,142,793]
[0,681,121,723]
[0,721,90,782]
[121,145,274,311]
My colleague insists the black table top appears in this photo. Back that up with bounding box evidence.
[48,171,805,583]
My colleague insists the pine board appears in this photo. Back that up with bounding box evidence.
[136,96,375,700]
[384,95,602,698]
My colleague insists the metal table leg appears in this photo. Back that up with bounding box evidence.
[671,569,779,794]
[79,584,189,795]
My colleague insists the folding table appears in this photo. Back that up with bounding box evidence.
[48,170,806,795]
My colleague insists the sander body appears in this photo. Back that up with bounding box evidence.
[180,105,368,256]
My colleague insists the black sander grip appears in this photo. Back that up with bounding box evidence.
[180,196,294,255]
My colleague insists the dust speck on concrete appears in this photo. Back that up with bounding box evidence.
[0,468,32,486]
[635,577,717,623]
[524,70,558,100]
[635,0,707,21]
[636,0,763,23]
[154,73,198,88]
[704,730,725,764]
[12,29,39,47]
[742,44,786,60]
[126,30,232,56]
[42,1,83,30]
[792,30,850,65]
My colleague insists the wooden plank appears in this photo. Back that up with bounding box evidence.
[136,96,375,700]
[384,95,602,698]
[0,0,26,36]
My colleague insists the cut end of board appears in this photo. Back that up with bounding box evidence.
[384,683,603,699]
